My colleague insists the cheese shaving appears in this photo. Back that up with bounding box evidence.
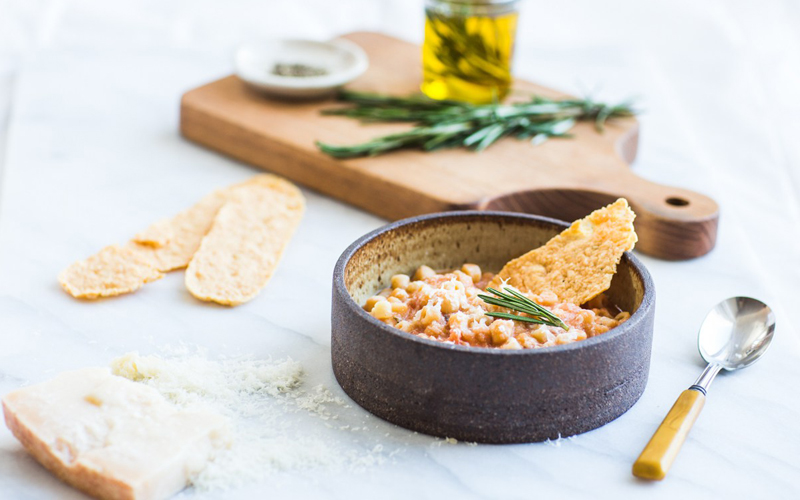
[110,348,389,491]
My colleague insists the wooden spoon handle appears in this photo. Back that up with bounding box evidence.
[632,389,706,480]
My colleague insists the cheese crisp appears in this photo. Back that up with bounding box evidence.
[131,219,173,249]
[489,198,637,305]
[185,176,305,306]
[59,175,304,305]
[58,245,163,298]
[128,187,232,272]
[130,176,276,271]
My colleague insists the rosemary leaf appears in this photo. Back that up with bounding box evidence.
[474,123,506,152]
[484,312,551,325]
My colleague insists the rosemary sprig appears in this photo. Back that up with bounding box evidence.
[316,91,635,158]
[478,286,570,330]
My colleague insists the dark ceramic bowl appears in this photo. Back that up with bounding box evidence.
[331,211,655,444]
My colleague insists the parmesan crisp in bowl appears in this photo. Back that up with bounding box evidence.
[331,208,655,444]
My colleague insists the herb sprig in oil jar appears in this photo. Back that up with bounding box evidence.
[422,0,520,104]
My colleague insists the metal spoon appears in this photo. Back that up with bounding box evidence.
[632,297,776,480]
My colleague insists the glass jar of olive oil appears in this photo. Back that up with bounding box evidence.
[422,0,520,104]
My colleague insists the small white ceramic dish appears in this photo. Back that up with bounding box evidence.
[234,38,369,99]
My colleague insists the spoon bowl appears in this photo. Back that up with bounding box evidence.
[698,296,776,370]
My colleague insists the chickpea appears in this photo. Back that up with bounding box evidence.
[452,270,473,287]
[364,296,382,311]
[371,300,393,320]
[441,296,460,314]
[419,305,443,326]
[491,327,509,346]
[490,320,513,346]
[413,265,435,281]
[530,326,549,344]
[442,279,465,293]
[391,288,409,300]
[461,264,482,283]
[499,337,522,350]
[391,302,408,314]
[391,274,410,290]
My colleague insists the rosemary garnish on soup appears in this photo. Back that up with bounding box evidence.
[479,286,570,330]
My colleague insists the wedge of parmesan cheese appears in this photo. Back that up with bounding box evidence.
[2,368,230,500]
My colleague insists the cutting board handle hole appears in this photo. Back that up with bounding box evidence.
[665,197,690,207]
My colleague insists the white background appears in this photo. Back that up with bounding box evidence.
[0,1,799,499]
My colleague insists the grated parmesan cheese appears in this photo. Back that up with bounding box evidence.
[110,348,390,491]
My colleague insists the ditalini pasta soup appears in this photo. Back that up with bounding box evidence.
[362,199,639,350]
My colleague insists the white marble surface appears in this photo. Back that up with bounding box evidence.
[1,1,799,498]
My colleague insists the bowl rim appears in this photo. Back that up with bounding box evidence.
[234,38,369,90]
[333,210,655,357]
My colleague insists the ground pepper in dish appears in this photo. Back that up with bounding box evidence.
[364,264,630,350]
[272,63,328,77]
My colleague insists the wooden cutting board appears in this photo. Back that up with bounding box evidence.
[180,32,718,260]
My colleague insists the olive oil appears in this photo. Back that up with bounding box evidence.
[422,1,519,104]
